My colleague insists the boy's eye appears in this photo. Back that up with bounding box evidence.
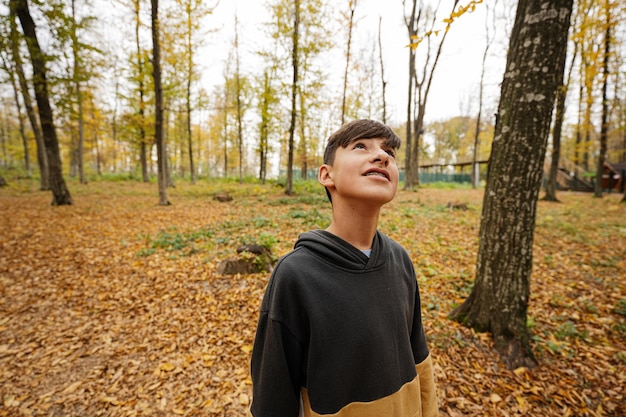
[353,143,366,149]
[385,149,396,158]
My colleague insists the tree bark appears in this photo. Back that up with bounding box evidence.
[341,0,357,125]
[259,71,271,184]
[12,0,72,205]
[9,7,48,189]
[234,13,244,184]
[151,0,169,205]
[1,50,30,175]
[544,33,577,202]
[133,0,149,183]
[449,0,573,369]
[285,0,299,196]
[403,0,417,189]
[70,0,86,185]
[472,0,495,189]
[594,6,610,198]
[185,2,196,184]
[543,85,565,202]
[377,16,387,124]
[404,0,458,189]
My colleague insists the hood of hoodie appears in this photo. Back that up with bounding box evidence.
[293,230,390,272]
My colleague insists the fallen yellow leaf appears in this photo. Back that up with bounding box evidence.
[159,362,176,372]
[489,393,502,403]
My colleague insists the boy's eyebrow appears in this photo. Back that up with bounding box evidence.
[348,137,398,148]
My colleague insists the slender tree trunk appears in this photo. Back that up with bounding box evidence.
[377,16,387,124]
[1,108,8,168]
[412,1,459,188]
[164,104,174,188]
[544,39,577,201]
[92,116,101,176]
[222,81,229,176]
[185,2,195,184]
[186,84,195,184]
[594,5,610,198]
[341,0,357,125]
[9,5,47,188]
[12,0,72,205]
[151,0,169,205]
[133,0,149,183]
[403,0,417,189]
[472,0,495,189]
[449,0,573,369]
[140,142,148,180]
[259,71,270,184]
[234,14,244,184]
[544,85,566,202]
[71,0,86,184]
[575,82,582,168]
[410,102,424,187]
[285,0,299,196]
[2,52,30,175]
[298,85,307,180]
[77,88,86,183]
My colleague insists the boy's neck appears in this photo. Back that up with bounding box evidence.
[326,202,380,250]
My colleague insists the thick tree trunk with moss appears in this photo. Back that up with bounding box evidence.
[449,0,573,369]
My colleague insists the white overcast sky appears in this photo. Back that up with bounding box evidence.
[202,0,510,126]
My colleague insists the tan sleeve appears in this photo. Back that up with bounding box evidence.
[416,353,439,417]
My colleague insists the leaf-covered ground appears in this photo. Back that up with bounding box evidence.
[1,180,625,416]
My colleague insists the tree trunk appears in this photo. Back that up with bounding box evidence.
[341,0,357,125]
[187,84,195,184]
[235,14,244,184]
[472,0,495,189]
[71,0,86,185]
[404,0,458,189]
[2,51,30,175]
[133,0,149,183]
[151,0,169,205]
[544,39,577,201]
[9,0,48,189]
[377,16,387,124]
[594,7,610,198]
[185,7,195,184]
[449,0,573,370]
[544,85,565,202]
[12,0,72,205]
[285,0,299,196]
[76,84,86,184]
[259,71,270,184]
[403,0,417,190]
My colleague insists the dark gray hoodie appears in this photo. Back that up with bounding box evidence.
[250,230,435,416]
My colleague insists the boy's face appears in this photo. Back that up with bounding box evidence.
[319,137,399,206]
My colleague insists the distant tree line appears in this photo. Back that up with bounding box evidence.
[0,0,624,201]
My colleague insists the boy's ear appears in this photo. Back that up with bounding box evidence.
[318,164,334,188]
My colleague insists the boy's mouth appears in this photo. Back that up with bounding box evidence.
[363,169,390,181]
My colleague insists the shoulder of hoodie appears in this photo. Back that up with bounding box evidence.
[271,230,412,273]
[377,231,412,258]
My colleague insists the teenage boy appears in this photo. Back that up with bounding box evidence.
[250,119,439,416]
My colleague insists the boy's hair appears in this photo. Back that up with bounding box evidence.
[322,119,401,203]
[323,119,401,166]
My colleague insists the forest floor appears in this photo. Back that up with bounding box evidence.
[1,179,625,416]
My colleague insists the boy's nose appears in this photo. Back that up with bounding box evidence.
[372,148,390,166]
